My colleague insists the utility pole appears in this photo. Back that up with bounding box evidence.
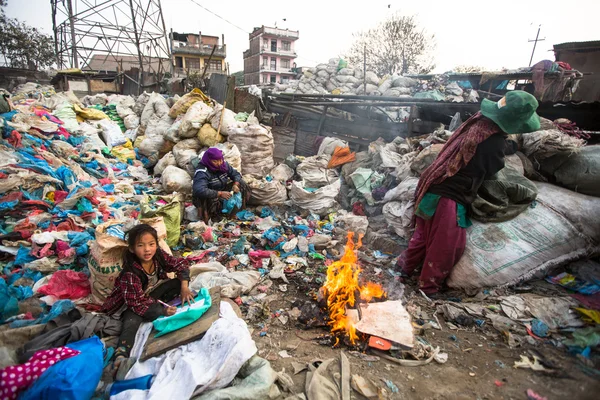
[528,24,545,67]
[66,0,79,68]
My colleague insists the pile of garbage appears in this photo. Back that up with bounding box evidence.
[273,57,480,103]
[1,83,599,398]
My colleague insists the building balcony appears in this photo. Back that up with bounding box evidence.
[251,26,299,40]
[260,47,297,57]
[260,65,296,74]
[174,67,225,76]
[172,44,226,58]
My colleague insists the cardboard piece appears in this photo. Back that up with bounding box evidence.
[354,300,414,348]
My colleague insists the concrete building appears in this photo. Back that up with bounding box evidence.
[243,26,299,85]
[170,31,227,77]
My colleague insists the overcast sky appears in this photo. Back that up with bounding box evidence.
[5,0,599,73]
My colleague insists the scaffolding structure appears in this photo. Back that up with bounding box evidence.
[51,0,171,86]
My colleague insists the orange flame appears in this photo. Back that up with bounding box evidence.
[322,232,386,345]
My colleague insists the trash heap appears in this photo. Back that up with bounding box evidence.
[1,83,599,398]
[274,57,480,103]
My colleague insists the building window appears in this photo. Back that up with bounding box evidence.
[271,40,277,52]
[281,59,290,69]
[281,76,289,83]
[263,39,268,50]
[270,57,276,70]
[205,59,222,71]
[186,58,200,70]
[282,41,290,51]
[262,74,268,84]
[270,75,276,83]
[262,57,268,67]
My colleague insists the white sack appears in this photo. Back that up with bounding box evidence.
[180,101,213,138]
[161,165,192,194]
[448,183,600,290]
[296,155,339,188]
[154,152,177,176]
[290,179,341,213]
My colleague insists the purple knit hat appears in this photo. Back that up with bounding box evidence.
[201,148,228,173]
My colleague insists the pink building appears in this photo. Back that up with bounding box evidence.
[243,26,299,85]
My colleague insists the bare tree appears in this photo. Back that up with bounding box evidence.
[0,0,55,70]
[346,14,435,76]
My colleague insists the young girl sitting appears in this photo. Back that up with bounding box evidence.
[101,224,197,377]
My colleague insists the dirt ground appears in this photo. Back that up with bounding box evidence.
[247,270,600,400]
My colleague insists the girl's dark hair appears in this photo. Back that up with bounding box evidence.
[120,224,167,289]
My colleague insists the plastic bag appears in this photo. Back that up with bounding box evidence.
[209,104,246,137]
[161,165,193,194]
[53,103,79,132]
[140,92,170,128]
[168,88,211,119]
[141,194,184,247]
[20,336,104,400]
[180,101,213,138]
[297,155,339,188]
[154,152,177,176]
[96,119,127,148]
[197,123,223,147]
[37,270,90,300]
[222,192,242,214]
[247,178,287,206]
[289,179,341,213]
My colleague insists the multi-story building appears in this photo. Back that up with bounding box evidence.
[243,26,299,85]
[170,31,227,77]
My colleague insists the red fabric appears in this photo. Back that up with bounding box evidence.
[53,191,68,204]
[397,197,466,294]
[37,270,91,300]
[0,193,22,203]
[414,113,500,212]
[0,346,80,400]
[7,131,22,148]
[352,201,366,216]
[101,249,193,316]
[98,178,112,186]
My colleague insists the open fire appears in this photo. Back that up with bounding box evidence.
[322,232,386,345]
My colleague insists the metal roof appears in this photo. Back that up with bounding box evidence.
[553,40,600,51]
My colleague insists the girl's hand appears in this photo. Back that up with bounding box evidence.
[165,306,177,316]
[181,287,195,307]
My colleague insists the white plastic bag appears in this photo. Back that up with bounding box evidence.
[296,155,339,188]
[180,101,213,138]
[161,165,193,194]
[289,179,340,213]
[154,152,177,175]
[96,119,127,148]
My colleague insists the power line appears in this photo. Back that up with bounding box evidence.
[188,0,250,34]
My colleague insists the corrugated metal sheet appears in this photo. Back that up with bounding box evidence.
[294,130,318,157]
[272,126,296,161]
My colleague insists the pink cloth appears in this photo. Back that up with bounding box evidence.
[0,346,80,400]
[37,270,91,300]
[397,197,466,294]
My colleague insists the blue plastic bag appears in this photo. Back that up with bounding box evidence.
[20,336,104,400]
[222,192,242,214]
[236,209,255,221]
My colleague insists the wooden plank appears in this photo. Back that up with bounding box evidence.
[340,351,351,400]
[140,287,221,361]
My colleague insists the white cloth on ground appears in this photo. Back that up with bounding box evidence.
[111,302,257,400]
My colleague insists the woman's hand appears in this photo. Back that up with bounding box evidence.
[180,286,195,307]
[218,191,232,200]
[165,306,177,316]
[232,183,240,193]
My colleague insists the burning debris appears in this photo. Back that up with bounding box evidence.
[321,232,386,345]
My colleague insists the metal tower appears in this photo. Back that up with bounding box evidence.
[50,0,171,79]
